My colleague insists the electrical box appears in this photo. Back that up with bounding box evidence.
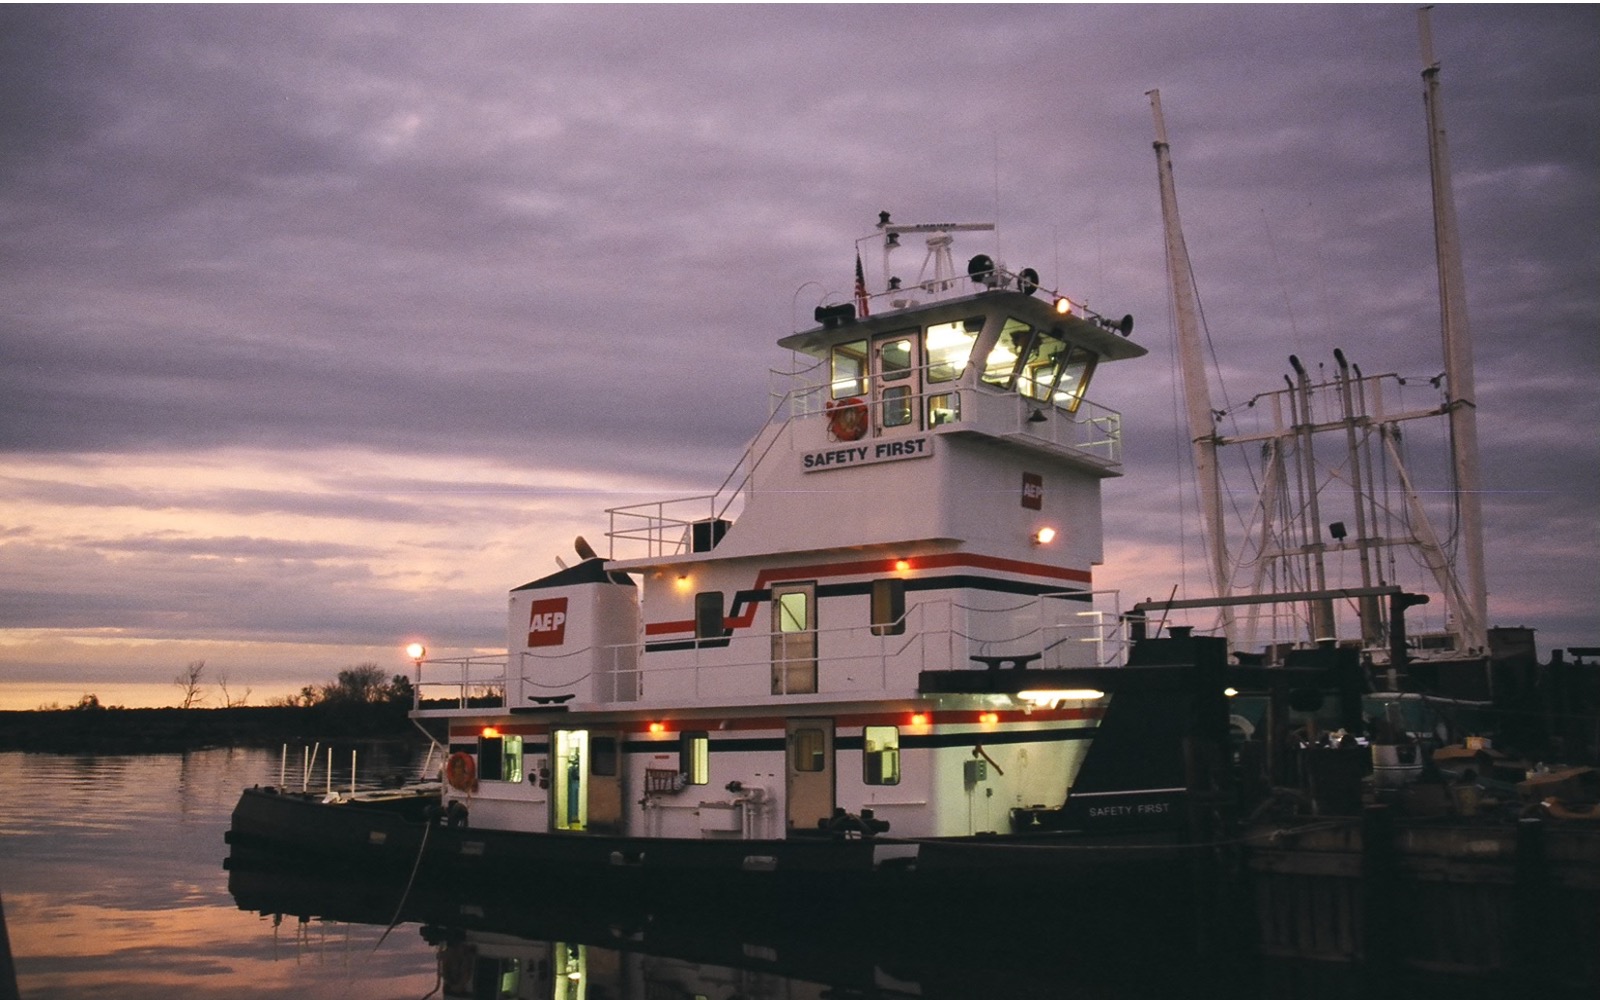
[963,759,988,786]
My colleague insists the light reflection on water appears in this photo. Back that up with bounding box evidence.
[0,747,438,1000]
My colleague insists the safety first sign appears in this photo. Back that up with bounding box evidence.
[526,597,568,647]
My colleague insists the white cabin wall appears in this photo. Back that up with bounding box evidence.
[507,577,640,707]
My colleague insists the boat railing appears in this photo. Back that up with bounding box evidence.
[605,377,819,560]
[413,654,509,710]
[951,589,1130,669]
[777,359,1123,465]
[515,644,641,703]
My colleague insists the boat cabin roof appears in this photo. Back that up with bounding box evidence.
[778,288,1145,365]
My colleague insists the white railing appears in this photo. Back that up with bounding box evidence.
[413,655,508,709]
[489,591,1130,710]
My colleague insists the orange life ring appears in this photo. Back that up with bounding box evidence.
[444,751,477,792]
[826,396,868,441]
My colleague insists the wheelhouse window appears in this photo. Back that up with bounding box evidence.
[982,317,1035,388]
[831,339,867,398]
[926,317,981,382]
[982,317,1101,414]
[870,578,905,636]
[694,591,725,642]
[1053,345,1100,413]
[864,725,900,785]
[680,731,710,785]
[878,335,916,429]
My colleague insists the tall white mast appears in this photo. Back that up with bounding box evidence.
[1148,90,1234,644]
[1419,7,1488,650]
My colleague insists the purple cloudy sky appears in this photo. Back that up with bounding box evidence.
[2,5,1595,708]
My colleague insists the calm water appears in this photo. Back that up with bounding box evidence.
[0,747,438,1000]
[1,746,1245,999]
[5,748,1550,999]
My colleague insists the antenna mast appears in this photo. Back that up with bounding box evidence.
[1148,90,1235,645]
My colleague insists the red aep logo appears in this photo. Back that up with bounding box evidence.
[526,597,568,647]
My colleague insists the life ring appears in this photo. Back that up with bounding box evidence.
[444,751,477,792]
[826,397,868,441]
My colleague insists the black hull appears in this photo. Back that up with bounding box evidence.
[225,785,1209,914]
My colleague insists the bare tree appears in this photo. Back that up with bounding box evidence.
[217,672,251,708]
[174,660,206,709]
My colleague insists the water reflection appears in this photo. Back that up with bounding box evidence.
[225,843,1234,1000]
[0,746,438,1000]
[5,749,1587,1000]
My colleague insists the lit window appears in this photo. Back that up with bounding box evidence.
[680,731,709,785]
[879,337,914,381]
[1052,345,1100,413]
[831,340,867,398]
[925,318,981,383]
[982,318,1035,388]
[864,725,900,785]
[502,735,523,783]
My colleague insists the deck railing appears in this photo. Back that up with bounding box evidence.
[428,591,1129,713]
[413,654,508,710]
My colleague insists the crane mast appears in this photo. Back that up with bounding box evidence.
[1420,7,1489,651]
[1148,90,1234,645]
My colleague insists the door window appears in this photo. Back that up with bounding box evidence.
[771,583,817,694]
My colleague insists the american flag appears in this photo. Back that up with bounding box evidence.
[854,251,870,317]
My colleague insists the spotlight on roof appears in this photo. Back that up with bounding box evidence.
[814,303,856,328]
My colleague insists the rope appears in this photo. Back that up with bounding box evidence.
[372,811,433,953]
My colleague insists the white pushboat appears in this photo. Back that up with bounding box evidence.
[228,217,1234,903]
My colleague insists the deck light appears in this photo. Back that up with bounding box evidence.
[894,559,911,573]
[979,711,1000,724]
[648,722,666,734]
[481,726,500,738]
[1017,689,1105,707]
[910,712,929,726]
[405,643,427,705]
[1032,527,1057,545]
[1054,296,1073,316]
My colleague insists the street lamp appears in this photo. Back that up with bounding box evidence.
[405,642,426,708]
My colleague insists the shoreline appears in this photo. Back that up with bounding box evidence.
[0,703,444,755]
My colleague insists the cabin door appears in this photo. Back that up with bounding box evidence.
[871,332,922,434]
[770,582,817,694]
[552,728,624,834]
[586,731,623,834]
[785,718,835,832]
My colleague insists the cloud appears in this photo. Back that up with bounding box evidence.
[1,5,1595,706]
